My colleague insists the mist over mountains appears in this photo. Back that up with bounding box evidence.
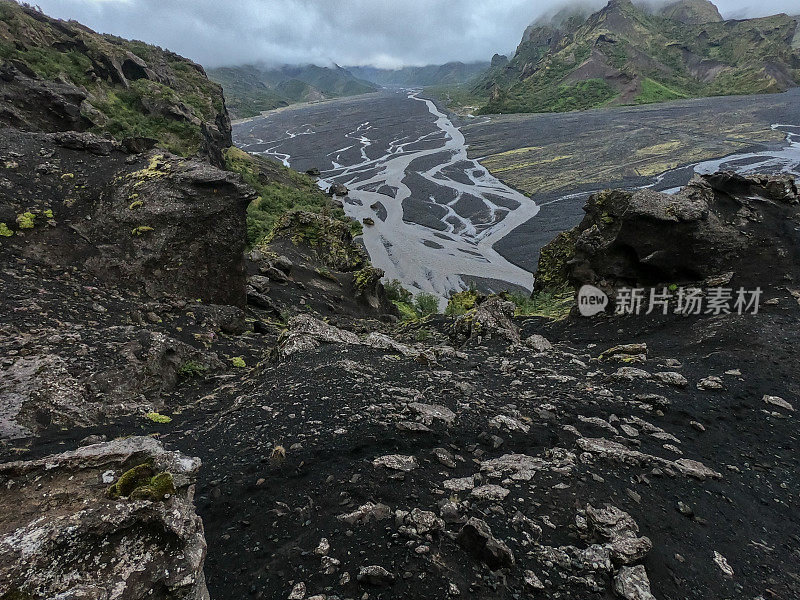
[33,0,800,70]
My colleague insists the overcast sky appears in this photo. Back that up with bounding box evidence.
[31,0,800,70]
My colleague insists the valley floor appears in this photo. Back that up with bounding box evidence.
[233,89,800,287]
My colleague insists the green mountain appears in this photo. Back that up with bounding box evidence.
[475,0,800,114]
[0,0,230,161]
[347,62,490,87]
[208,64,378,119]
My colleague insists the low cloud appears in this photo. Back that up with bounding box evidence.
[31,0,800,69]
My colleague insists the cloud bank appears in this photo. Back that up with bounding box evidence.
[30,0,800,69]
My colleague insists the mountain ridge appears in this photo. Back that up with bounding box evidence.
[474,0,800,114]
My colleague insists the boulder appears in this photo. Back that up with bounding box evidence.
[0,437,208,600]
[457,517,515,570]
[451,295,520,345]
[534,172,800,298]
[0,133,253,306]
[328,183,349,197]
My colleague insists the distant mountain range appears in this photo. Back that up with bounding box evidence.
[472,0,800,114]
[347,62,489,87]
[210,61,494,119]
[207,64,378,119]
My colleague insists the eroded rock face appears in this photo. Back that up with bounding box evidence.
[534,172,800,296]
[0,130,253,306]
[0,328,223,440]
[0,437,208,600]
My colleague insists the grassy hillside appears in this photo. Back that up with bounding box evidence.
[208,64,378,119]
[0,0,229,159]
[475,0,800,115]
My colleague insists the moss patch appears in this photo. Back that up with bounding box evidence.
[0,223,12,237]
[15,212,35,229]
[108,464,175,501]
[445,289,480,316]
[534,229,579,292]
[145,411,172,424]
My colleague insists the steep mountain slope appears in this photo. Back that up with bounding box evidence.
[348,61,490,87]
[476,0,800,114]
[0,0,230,164]
[208,64,378,119]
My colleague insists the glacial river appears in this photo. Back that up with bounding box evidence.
[234,90,539,297]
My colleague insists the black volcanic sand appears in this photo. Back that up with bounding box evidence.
[9,275,800,600]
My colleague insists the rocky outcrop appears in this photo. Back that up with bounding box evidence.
[534,172,800,298]
[253,211,396,318]
[0,436,208,599]
[0,328,224,439]
[0,1,231,165]
[451,295,521,345]
[0,129,253,305]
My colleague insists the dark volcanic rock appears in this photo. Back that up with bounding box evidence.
[0,130,253,306]
[534,172,800,296]
[0,436,208,599]
[457,517,516,570]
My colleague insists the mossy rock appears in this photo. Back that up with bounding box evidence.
[534,229,578,292]
[354,265,383,293]
[108,463,175,501]
[108,463,155,498]
[446,289,480,316]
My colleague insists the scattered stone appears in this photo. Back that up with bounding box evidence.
[612,367,652,381]
[288,582,307,599]
[713,551,734,577]
[614,565,656,600]
[489,414,530,433]
[764,395,794,412]
[525,334,552,352]
[457,517,515,570]
[433,447,456,468]
[654,371,688,387]
[337,502,391,525]
[373,454,418,472]
[357,565,395,586]
[470,484,510,501]
[410,402,456,426]
[697,376,724,390]
[524,570,545,590]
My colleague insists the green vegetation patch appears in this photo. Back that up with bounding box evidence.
[509,288,574,320]
[108,463,176,501]
[635,78,688,104]
[177,361,208,378]
[445,289,480,316]
[145,411,172,424]
[223,147,357,248]
[384,279,441,321]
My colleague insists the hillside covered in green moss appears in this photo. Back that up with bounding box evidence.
[473,0,800,114]
[0,0,231,163]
